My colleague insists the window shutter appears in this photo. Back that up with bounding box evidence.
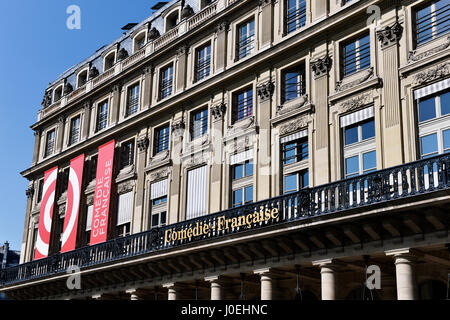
[86,205,93,231]
[414,78,450,100]
[230,149,254,166]
[186,165,208,220]
[117,192,134,226]
[151,179,168,200]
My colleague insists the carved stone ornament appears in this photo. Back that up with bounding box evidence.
[339,93,372,113]
[311,56,332,79]
[257,80,275,102]
[211,103,227,121]
[117,181,135,195]
[150,168,171,181]
[26,186,35,199]
[42,91,52,108]
[185,153,207,168]
[89,66,99,79]
[377,22,403,48]
[413,62,450,85]
[117,48,129,61]
[276,94,309,116]
[176,44,189,56]
[63,82,73,96]
[59,204,66,215]
[181,5,194,19]
[172,118,186,138]
[228,116,256,135]
[408,36,450,63]
[335,67,375,92]
[137,136,150,152]
[86,195,95,206]
[216,21,229,33]
[279,116,309,135]
[148,27,160,41]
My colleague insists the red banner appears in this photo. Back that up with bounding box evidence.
[90,140,115,245]
[35,167,58,260]
[61,154,85,253]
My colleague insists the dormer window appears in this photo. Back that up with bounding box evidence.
[53,86,63,102]
[77,70,88,88]
[200,0,215,10]
[134,32,147,53]
[104,51,116,71]
[165,10,179,31]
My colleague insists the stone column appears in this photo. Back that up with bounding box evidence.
[169,116,185,223]
[132,132,149,234]
[254,268,276,300]
[142,66,153,110]
[32,129,42,165]
[163,283,179,301]
[20,184,35,263]
[386,249,418,300]
[256,79,274,201]
[81,101,91,141]
[311,54,332,185]
[377,22,404,167]
[176,45,188,94]
[210,102,226,213]
[205,276,224,300]
[56,116,65,153]
[110,84,122,125]
[215,22,228,73]
[313,259,338,300]
[259,0,274,50]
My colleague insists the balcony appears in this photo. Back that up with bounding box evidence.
[1,153,449,289]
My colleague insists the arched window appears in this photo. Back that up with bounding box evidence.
[165,10,179,31]
[200,0,214,10]
[53,86,63,102]
[133,31,147,53]
[77,70,88,88]
[104,51,116,71]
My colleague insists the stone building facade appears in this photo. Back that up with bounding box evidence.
[0,0,449,300]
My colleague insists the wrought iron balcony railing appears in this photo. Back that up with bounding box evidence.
[1,153,449,287]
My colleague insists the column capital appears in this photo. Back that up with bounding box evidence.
[377,22,403,49]
[312,259,336,267]
[311,55,332,79]
[162,282,176,289]
[385,248,417,258]
[256,80,275,102]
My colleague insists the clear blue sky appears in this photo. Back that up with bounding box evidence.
[0,0,159,251]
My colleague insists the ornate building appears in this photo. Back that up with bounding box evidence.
[0,0,449,300]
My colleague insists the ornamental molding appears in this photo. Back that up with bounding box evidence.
[227,116,256,136]
[176,43,190,56]
[376,22,403,48]
[339,93,372,113]
[211,103,227,121]
[311,55,332,79]
[408,36,450,63]
[26,186,34,199]
[257,80,275,102]
[58,204,66,215]
[336,67,375,92]
[276,95,309,116]
[172,118,186,138]
[184,153,209,169]
[150,167,171,181]
[149,150,170,168]
[279,116,309,136]
[413,62,450,85]
[86,195,95,206]
[137,136,150,153]
[216,21,229,33]
[117,180,135,195]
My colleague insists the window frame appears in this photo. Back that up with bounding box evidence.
[153,124,171,156]
[341,32,371,78]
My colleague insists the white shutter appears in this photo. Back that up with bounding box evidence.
[117,191,134,226]
[414,78,450,100]
[151,179,168,200]
[340,106,374,128]
[230,149,254,166]
[186,165,208,220]
[280,129,308,144]
[86,205,93,231]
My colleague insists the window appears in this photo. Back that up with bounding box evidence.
[87,156,98,183]
[345,151,377,178]
[45,129,56,157]
[165,10,179,31]
[232,160,254,180]
[282,65,306,103]
[54,86,63,102]
[417,88,450,158]
[186,166,208,219]
[285,0,307,34]
[117,223,131,238]
[31,224,38,260]
[134,32,146,52]
[283,170,309,194]
[342,33,371,77]
[37,180,44,203]
[232,88,253,123]
[344,119,375,146]
[96,101,109,132]
[195,44,211,82]
[55,216,65,252]
[237,19,255,60]
[85,205,93,246]
[154,125,170,155]
[69,116,81,146]
[232,186,253,207]
[191,108,208,140]
[77,70,88,88]
[150,179,168,229]
[159,64,174,100]
[116,191,134,238]
[282,137,308,165]
[415,0,450,46]
[126,84,140,117]
[120,140,135,169]
[59,168,70,195]
[104,52,116,71]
